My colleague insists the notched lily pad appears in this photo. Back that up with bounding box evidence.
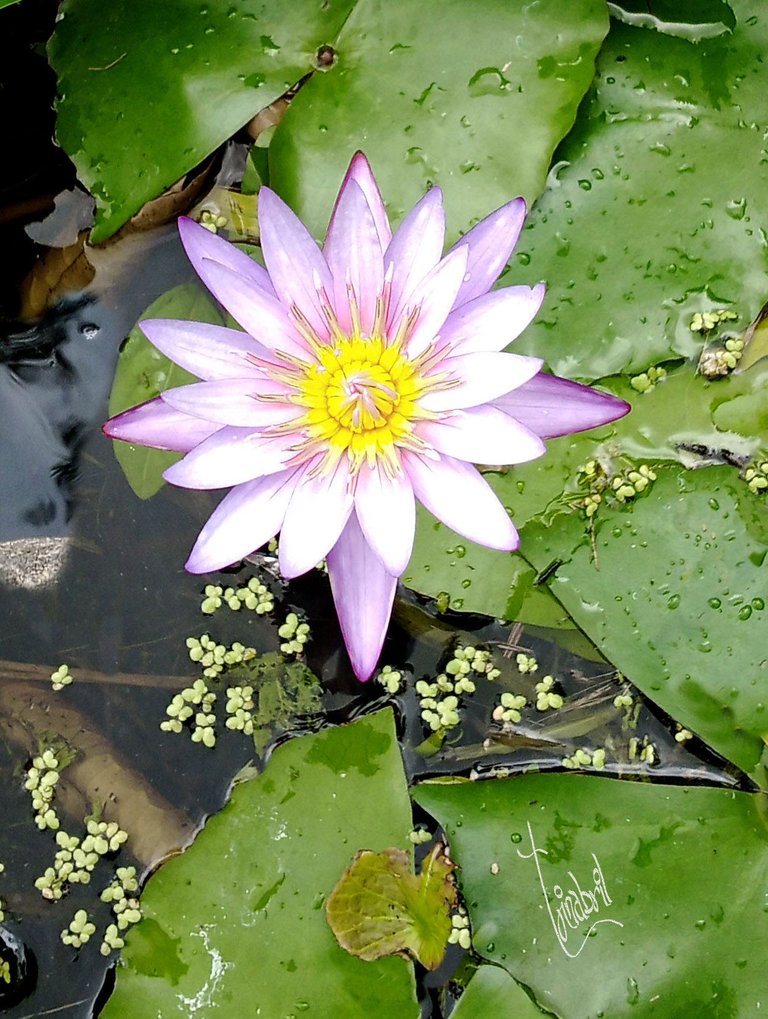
[326,844,457,970]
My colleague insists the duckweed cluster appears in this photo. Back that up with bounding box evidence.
[376,665,404,694]
[408,826,432,846]
[198,209,228,233]
[562,747,606,770]
[698,336,745,377]
[100,866,141,955]
[277,613,310,656]
[492,691,527,725]
[25,749,63,831]
[744,457,768,495]
[629,365,666,394]
[629,735,658,766]
[577,458,658,517]
[0,959,9,984]
[50,663,73,691]
[515,653,538,674]
[690,308,738,333]
[417,645,499,732]
[61,909,96,948]
[675,726,693,744]
[534,675,564,711]
[35,820,128,901]
[225,685,255,735]
[448,907,471,950]
[201,579,274,616]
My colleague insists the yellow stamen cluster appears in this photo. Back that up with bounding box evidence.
[256,290,455,477]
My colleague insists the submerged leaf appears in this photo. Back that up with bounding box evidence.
[107,282,223,499]
[326,844,456,970]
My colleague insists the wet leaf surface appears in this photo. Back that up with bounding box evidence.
[326,844,456,969]
[522,466,768,777]
[608,0,736,41]
[416,773,768,1018]
[102,709,418,1017]
[451,965,547,1018]
[509,0,768,380]
[48,0,357,242]
[270,0,609,242]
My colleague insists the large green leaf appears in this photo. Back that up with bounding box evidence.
[404,361,768,621]
[48,0,356,242]
[452,966,546,1018]
[416,774,768,1018]
[522,465,768,776]
[107,282,222,499]
[102,710,418,1017]
[510,0,768,380]
[270,0,609,242]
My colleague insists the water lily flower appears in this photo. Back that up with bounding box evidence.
[104,153,629,681]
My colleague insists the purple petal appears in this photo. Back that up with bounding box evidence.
[324,179,384,335]
[420,352,543,412]
[385,188,445,330]
[327,152,391,252]
[416,406,545,465]
[278,461,353,579]
[200,260,311,358]
[163,427,295,489]
[494,373,631,439]
[354,463,415,576]
[160,379,300,427]
[436,284,546,355]
[448,198,527,308]
[402,246,468,358]
[103,396,221,452]
[258,187,334,340]
[326,511,397,682]
[185,468,300,574]
[403,452,519,551]
[178,216,275,296]
[141,320,272,381]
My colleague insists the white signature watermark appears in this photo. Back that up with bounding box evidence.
[517,821,624,958]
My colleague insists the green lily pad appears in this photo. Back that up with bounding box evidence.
[404,361,768,622]
[452,966,546,1018]
[270,0,609,242]
[608,0,736,40]
[416,774,768,1018]
[522,465,768,776]
[48,0,356,242]
[510,1,768,380]
[326,843,456,970]
[102,709,418,1018]
[107,282,222,499]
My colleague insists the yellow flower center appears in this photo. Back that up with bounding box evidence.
[294,336,430,474]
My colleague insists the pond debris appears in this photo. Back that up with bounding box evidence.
[376,665,404,694]
[743,456,768,495]
[197,209,228,234]
[698,336,745,377]
[577,458,659,523]
[277,612,310,656]
[50,664,74,691]
[629,364,666,394]
[100,866,141,956]
[60,908,96,949]
[447,906,471,950]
